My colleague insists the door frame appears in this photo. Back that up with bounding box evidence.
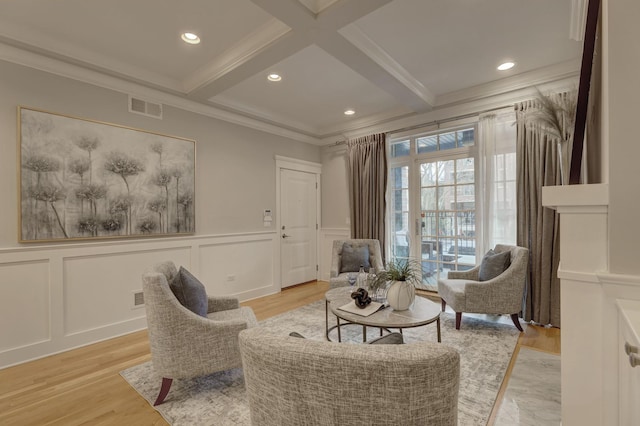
[275,155,322,290]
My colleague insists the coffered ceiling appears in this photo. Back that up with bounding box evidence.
[0,0,583,143]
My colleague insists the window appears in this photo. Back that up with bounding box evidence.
[386,113,516,292]
[387,125,478,291]
[389,140,410,158]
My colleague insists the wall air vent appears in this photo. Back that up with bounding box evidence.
[132,290,145,308]
[128,95,163,119]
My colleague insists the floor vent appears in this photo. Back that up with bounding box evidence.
[128,95,163,119]
[133,291,145,308]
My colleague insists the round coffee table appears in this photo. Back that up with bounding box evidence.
[324,286,441,343]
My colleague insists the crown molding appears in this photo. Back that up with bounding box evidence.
[214,92,416,139]
[340,24,436,107]
[332,73,579,142]
[0,21,183,93]
[318,108,416,138]
[435,59,581,107]
[211,93,320,136]
[0,41,321,145]
[182,18,291,93]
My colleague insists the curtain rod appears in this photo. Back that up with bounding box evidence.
[333,104,513,145]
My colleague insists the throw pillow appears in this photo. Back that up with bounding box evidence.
[478,249,511,281]
[340,243,371,273]
[169,267,208,317]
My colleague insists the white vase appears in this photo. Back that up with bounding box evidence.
[386,281,415,311]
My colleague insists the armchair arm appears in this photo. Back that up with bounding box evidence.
[447,265,480,281]
[208,296,239,312]
[150,302,251,378]
[464,264,526,313]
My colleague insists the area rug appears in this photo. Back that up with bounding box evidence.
[121,299,520,425]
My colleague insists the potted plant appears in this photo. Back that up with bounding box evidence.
[371,258,421,311]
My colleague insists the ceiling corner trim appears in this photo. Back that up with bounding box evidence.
[0,41,321,145]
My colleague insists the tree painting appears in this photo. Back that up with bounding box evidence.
[19,107,195,242]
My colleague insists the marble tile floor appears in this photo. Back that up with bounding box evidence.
[493,347,561,426]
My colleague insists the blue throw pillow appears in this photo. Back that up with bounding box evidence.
[169,267,208,317]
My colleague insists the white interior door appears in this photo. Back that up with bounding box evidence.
[280,168,317,288]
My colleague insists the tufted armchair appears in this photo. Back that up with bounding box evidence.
[329,239,384,288]
[239,327,460,426]
[142,261,258,405]
[437,244,529,331]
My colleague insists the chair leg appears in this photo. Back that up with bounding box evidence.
[153,377,173,406]
[455,312,462,330]
[441,299,446,312]
[510,314,524,332]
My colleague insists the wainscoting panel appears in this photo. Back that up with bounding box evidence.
[0,231,278,369]
[198,235,277,300]
[0,259,50,352]
[320,228,349,281]
[62,247,192,336]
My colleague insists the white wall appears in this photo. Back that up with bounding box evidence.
[0,59,320,368]
[320,144,350,229]
[607,0,640,275]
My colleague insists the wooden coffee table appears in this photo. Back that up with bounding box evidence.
[325,286,441,343]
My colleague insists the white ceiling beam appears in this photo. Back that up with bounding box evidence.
[183,19,290,94]
[190,0,432,111]
[188,31,310,100]
[339,24,435,108]
[316,32,432,112]
[315,0,393,30]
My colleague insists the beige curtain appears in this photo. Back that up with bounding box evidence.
[515,99,564,327]
[346,133,387,260]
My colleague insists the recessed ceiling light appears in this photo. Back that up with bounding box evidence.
[267,73,282,82]
[497,61,515,71]
[181,32,201,45]
[344,109,355,116]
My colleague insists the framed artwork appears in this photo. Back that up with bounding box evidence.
[18,106,195,243]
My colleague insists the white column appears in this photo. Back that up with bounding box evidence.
[542,183,608,426]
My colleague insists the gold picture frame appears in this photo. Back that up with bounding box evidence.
[18,106,196,243]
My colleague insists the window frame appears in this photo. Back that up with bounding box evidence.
[386,121,481,288]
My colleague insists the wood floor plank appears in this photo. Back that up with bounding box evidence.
[0,281,558,425]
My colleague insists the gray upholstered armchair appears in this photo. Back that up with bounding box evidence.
[329,239,384,288]
[437,244,529,331]
[142,261,258,405]
[239,328,460,426]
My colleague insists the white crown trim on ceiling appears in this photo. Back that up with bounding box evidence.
[0,42,579,146]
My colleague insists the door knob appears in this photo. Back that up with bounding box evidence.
[282,233,291,238]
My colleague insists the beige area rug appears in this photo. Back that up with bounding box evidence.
[494,347,561,426]
[121,299,520,425]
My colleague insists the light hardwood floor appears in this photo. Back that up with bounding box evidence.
[0,281,559,426]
